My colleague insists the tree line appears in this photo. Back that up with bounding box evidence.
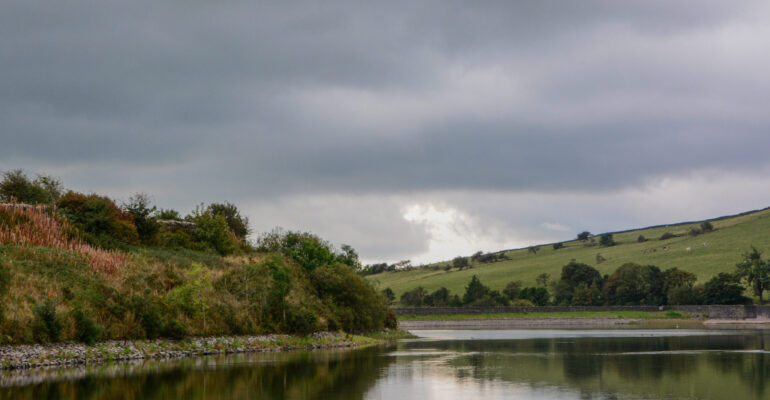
[390,249,770,307]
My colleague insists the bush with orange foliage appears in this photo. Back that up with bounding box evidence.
[56,191,140,248]
[0,203,125,273]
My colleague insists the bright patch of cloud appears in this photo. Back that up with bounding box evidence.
[541,222,570,232]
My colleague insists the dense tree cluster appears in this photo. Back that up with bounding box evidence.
[396,249,768,307]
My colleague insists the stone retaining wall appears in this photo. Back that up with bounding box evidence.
[395,305,769,320]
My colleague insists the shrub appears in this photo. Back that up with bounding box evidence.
[384,309,398,329]
[667,285,703,305]
[161,319,189,339]
[167,264,213,319]
[286,309,318,336]
[33,299,63,343]
[519,287,549,306]
[0,169,62,204]
[257,229,338,271]
[503,281,522,300]
[400,286,426,307]
[207,202,250,240]
[72,309,103,345]
[424,287,452,306]
[659,232,677,240]
[577,231,591,241]
[57,191,140,248]
[189,210,237,256]
[452,256,469,269]
[552,243,565,250]
[157,209,182,220]
[311,263,389,333]
[704,273,749,305]
[123,193,159,244]
[511,299,534,306]
[700,221,714,233]
[382,288,395,304]
[570,283,602,306]
[637,235,647,243]
[688,227,702,236]
[599,233,616,246]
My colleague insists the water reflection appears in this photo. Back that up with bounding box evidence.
[0,347,392,400]
[1,329,769,400]
[383,329,770,399]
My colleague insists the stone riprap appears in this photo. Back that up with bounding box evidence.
[0,332,356,371]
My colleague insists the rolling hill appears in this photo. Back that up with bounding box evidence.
[365,207,770,301]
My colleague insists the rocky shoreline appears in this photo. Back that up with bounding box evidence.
[0,332,372,371]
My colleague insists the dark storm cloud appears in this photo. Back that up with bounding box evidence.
[3,0,770,261]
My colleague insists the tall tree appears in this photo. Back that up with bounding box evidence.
[462,275,489,305]
[735,247,770,304]
[207,202,250,240]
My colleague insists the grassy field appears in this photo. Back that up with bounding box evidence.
[366,207,770,302]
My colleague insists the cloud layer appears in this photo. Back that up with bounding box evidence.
[3,1,770,263]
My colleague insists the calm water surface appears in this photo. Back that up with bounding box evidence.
[2,328,769,399]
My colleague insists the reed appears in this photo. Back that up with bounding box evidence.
[0,203,125,273]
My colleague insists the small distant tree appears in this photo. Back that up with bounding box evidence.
[536,273,550,287]
[207,202,250,240]
[519,287,549,306]
[700,221,714,233]
[735,247,770,304]
[452,256,470,270]
[123,193,159,244]
[470,251,484,262]
[400,287,426,307]
[503,281,522,300]
[527,246,540,255]
[577,231,591,241]
[462,275,490,305]
[552,242,565,250]
[424,287,452,307]
[599,233,616,247]
[659,232,677,240]
[571,282,602,306]
[338,244,361,270]
[157,208,182,220]
[382,288,395,304]
[637,235,647,243]
[0,169,63,204]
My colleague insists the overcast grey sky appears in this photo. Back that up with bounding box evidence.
[3,1,770,264]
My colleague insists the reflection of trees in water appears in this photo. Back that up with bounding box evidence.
[403,334,770,400]
[704,334,770,399]
[0,347,392,400]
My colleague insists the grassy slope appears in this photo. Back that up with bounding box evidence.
[366,207,770,300]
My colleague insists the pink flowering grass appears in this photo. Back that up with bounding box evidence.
[0,203,125,273]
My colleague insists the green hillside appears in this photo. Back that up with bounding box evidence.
[366,207,770,301]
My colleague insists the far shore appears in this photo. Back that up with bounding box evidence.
[399,315,770,330]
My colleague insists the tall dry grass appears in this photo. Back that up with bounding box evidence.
[0,203,125,273]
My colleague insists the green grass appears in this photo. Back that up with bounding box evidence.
[367,207,770,302]
[397,311,691,320]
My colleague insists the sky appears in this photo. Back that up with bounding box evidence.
[3,1,770,265]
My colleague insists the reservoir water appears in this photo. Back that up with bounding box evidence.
[2,328,769,399]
